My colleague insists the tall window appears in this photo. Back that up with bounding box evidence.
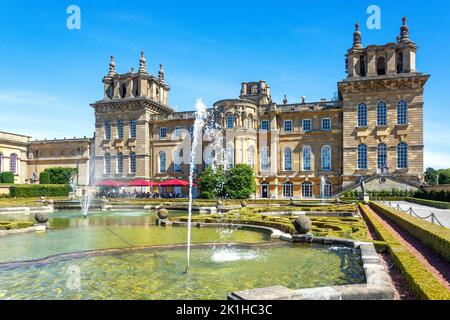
[226,145,234,170]
[104,153,111,174]
[226,113,234,129]
[130,152,137,174]
[117,120,124,139]
[159,152,166,173]
[260,120,269,131]
[9,154,17,174]
[377,101,387,126]
[321,146,331,171]
[0,153,3,173]
[160,127,167,139]
[117,153,124,174]
[247,114,253,129]
[398,142,408,169]
[357,144,368,170]
[283,182,294,198]
[322,118,331,131]
[302,119,312,132]
[174,149,182,173]
[397,100,408,125]
[302,181,313,198]
[130,120,137,139]
[377,143,387,169]
[104,120,111,140]
[260,146,269,171]
[174,127,182,138]
[302,146,312,171]
[284,120,293,132]
[247,146,255,168]
[284,147,293,171]
[357,103,368,127]
[324,181,333,198]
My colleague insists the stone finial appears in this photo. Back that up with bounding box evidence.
[138,51,147,74]
[301,96,306,104]
[130,67,135,75]
[108,55,116,77]
[400,16,410,43]
[158,64,165,83]
[283,94,288,105]
[353,22,362,48]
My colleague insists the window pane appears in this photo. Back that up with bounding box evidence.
[227,114,234,129]
[303,147,311,171]
[284,121,293,132]
[117,153,123,174]
[130,120,137,138]
[117,120,124,139]
[358,103,367,127]
[321,146,331,171]
[303,120,312,132]
[357,144,368,170]
[377,102,387,126]
[322,118,331,131]
[159,152,166,173]
[261,147,269,171]
[284,148,292,171]
[397,100,408,125]
[261,120,269,131]
[160,128,167,139]
[130,153,137,173]
[397,143,408,169]
[104,121,111,140]
[377,144,387,169]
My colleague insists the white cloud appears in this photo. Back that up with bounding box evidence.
[425,149,450,169]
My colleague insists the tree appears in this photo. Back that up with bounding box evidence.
[224,164,256,199]
[198,166,226,199]
[39,171,51,184]
[0,172,15,184]
[438,169,450,185]
[424,167,438,185]
[41,167,76,185]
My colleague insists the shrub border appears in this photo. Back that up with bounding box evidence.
[407,197,450,210]
[359,204,450,300]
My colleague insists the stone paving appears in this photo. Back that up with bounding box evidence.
[383,201,450,228]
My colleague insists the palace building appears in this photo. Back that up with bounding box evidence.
[1,17,430,198]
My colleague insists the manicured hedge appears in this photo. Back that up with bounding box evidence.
[0,221,34,230]
[407,197,450,210]
[0,172,15,184]
[370,202,450,263]
[414,189,450,203]
[39,171,51,185]
[359,204,450,300]
[9,184,71,198]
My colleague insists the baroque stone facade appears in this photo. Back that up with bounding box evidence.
[91,17,428,198]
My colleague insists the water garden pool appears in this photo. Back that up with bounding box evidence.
[0,210,366,300]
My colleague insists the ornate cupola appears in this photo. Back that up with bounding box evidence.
[138,51,148,75]
[353,23,362,48]
[399,16,410,43]
[108,56,116,77]
[158,64,165,84]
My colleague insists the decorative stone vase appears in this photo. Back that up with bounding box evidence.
[290,197,295,205]
[241,201,248,208]
[158,208,169,220]
[217,200,223,206]
[35,212,49,224]
[294,216,312,235]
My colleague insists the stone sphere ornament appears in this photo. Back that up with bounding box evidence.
[241,201,248,208]
[35,212,49,224]
[157,208,169,220]
[294,216,312,234]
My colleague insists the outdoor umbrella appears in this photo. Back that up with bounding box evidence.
[95,179,124,187]
[125,179,157,187]
[158,179,196,187]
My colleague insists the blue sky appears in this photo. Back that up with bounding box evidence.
[0,0,449,169]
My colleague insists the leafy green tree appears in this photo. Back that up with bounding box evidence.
[0,172,15,184]
[424,167,438,185]
[39,171,51,184]
[438,169,450,185]
[224,164,255,199]
[41,167,76,185]
[198,166,226,199]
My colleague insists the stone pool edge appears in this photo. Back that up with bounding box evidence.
[170,221,394,300]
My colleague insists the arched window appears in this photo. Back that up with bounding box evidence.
[377,56,386,75]
[247,114,254,129]
[117,120,124,139]
[9,154,17,174]
[377,143,387,169]
[302,181,313,198]
[117,153,124,174]
[357,103,368,127]
[104,120,111,140]
[130,119,137,139]
[321,146,331,171]
[130,152,137,174]
[260,146,269,171]
[0,153,3,173]
[120,84,127,98]
[397,142,408,169]
[283,181,294,198]
[159,152,166,173]
[104,153,111,174]
[377,101,387,126]
[174,149,182,173]
[397,100,408,125]
[324,181,333,198]
[284,147,293,171]
[247,145,255,168]
[302,146,312,171]
[226,113,234,129]
[226,145,234,170]
[357,144,368,170]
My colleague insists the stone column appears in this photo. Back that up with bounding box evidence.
[367,47,376,76]
[386,45,397,75]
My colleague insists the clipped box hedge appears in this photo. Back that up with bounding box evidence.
[9,184,71,198]
[370,202,450,263]
[359,204,450,300]
[0,221,34,230]
[407,197,450,210]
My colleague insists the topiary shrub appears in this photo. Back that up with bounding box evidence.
[224,164,255,199]
[39,171,51,185]
[9,184,70,198]
[0,172,15,184]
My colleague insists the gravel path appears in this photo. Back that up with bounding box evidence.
[364,205,450,292]
[384,201,450,228]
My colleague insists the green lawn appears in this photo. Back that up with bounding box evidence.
[0,197,69,208]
